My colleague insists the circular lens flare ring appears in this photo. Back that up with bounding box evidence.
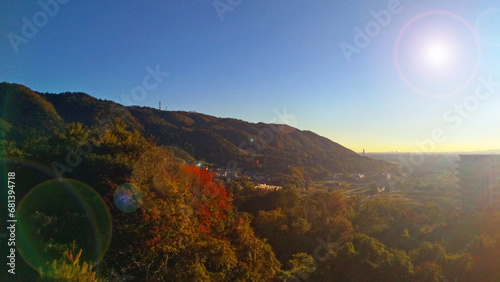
[17,178,112,276]
[394,10,482,97]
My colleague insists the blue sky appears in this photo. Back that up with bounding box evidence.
[2,0,500,152]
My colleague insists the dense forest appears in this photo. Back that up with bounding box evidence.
[2,83,500,281]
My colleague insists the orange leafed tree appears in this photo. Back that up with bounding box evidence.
[180,164,232,234]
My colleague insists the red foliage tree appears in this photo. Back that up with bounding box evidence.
[180,165,232,234]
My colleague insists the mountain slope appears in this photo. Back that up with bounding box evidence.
[126,106,395,177]
[0,82,63,140]
[1,82,396,180]
[42,91,143,131]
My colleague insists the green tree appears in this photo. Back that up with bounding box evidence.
[313,233,413,281]
[282,253,316,281]
[410,242,446,265]
[413,261,444,282]
[253,208,288,239]
[40,242,101,281]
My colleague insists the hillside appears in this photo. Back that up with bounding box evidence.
[2,82,396,181]
[126,106,395,179]
[0,83,63,140]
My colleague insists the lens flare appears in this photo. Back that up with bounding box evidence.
[17,179,112,277]
[422,40,452,69]
[113,183,143,212]
[131,146,174,212]
[394,10,481,97]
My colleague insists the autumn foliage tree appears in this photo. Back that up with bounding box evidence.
[101,141,280,280]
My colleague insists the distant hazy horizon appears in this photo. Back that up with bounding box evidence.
[364,150,500,154]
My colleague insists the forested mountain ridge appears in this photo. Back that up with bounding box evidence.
[0,82,64,140]
[1,82,395,181]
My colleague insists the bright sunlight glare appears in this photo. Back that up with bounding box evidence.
[422,40,453,69]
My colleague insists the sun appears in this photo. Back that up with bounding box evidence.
[394,10,481,97]
[421,40,453,69]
